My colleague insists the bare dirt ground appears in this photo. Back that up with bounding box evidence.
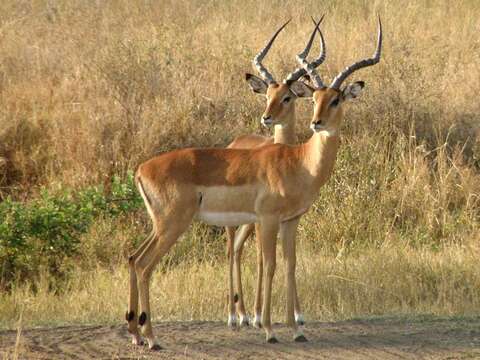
[1,317,480,359]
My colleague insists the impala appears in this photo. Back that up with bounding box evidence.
[127,17,382,349]
[226,17,327,329]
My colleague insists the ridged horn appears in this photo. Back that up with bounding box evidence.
[293,16,326,88]
[285,15,326,84]
[330,15,382,90]
[253,19,291,84]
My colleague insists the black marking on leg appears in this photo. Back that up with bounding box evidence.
[233,293,239,303]
[294,334,308,342]
[297,319,305,326]
[126,310,135,322]
[128,255,135,264]
[267,337,279,344]
[198,192,203,206]
[150,344,163,351]
[139,312,147,326]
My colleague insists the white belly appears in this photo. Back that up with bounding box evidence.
[197,211,257,226]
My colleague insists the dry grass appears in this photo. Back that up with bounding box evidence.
[0,0,480,328]
[1,309,23,360]
[1,241,479,329]
[1,0,478,193]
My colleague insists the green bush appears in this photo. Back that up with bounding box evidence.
[0,172,142,288]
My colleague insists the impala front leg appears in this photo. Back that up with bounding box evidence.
[294,288,304,326]
[280,218,306,330]
[260,217,279,343]
[280,217,306,342]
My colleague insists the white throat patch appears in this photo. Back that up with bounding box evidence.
[317,129,337,137]
[310,124,337,137]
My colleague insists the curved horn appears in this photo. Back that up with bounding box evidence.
[330,15,382,90]
[253,19,291,84]
[293,16,325,88]
[285,15,326,84]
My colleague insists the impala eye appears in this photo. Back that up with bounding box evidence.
[331,98,340,107]
[282,96,291,103]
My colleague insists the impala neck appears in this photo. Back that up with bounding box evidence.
[302,131,340,186]
[273,107,296,145]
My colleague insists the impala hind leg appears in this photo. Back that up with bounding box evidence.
[259,217,279,343]
[253,222,263,328]
[280,218,306,342]
[127,230,155,345]
[233,224,254,327]
[136,215,193,350]
[226,226,237,328]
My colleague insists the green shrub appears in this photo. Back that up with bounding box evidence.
[0,172,142,288]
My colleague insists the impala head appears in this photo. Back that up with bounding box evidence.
[245,17,327,128]
[296,16,382,135]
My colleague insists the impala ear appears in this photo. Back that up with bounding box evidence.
[288,80,315,98]
[245,73,268,94]
[342,81,365,101]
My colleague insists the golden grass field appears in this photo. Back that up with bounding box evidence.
[1,0,480,358]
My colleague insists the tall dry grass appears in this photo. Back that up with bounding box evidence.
[1,0,478,194]
[0,0,480,328]
[1,241,479,328]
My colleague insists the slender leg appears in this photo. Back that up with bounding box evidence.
[136,209,194,350]
[225,226,237,328]
[253,222,263,328]
[233,224,254,326]
[280,218,306,341]
[127,230,155,345]
[259,217,279,343]
[135,229,182,349]
[294,288,305,326]
[279,218,305,327]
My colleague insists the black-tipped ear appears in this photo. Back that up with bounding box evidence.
[245,73,268,94]
[342,81,365,101]
[288,80,315,98]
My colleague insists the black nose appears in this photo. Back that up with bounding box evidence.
[314,119,323,125]
[263,115,271,121]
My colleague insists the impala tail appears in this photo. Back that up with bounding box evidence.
[135,170,157,229]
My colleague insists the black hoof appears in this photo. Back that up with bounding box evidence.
[150,344,163,351]
[267,337,279,344]
[294,335,308,342]
[297,320,305,326]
